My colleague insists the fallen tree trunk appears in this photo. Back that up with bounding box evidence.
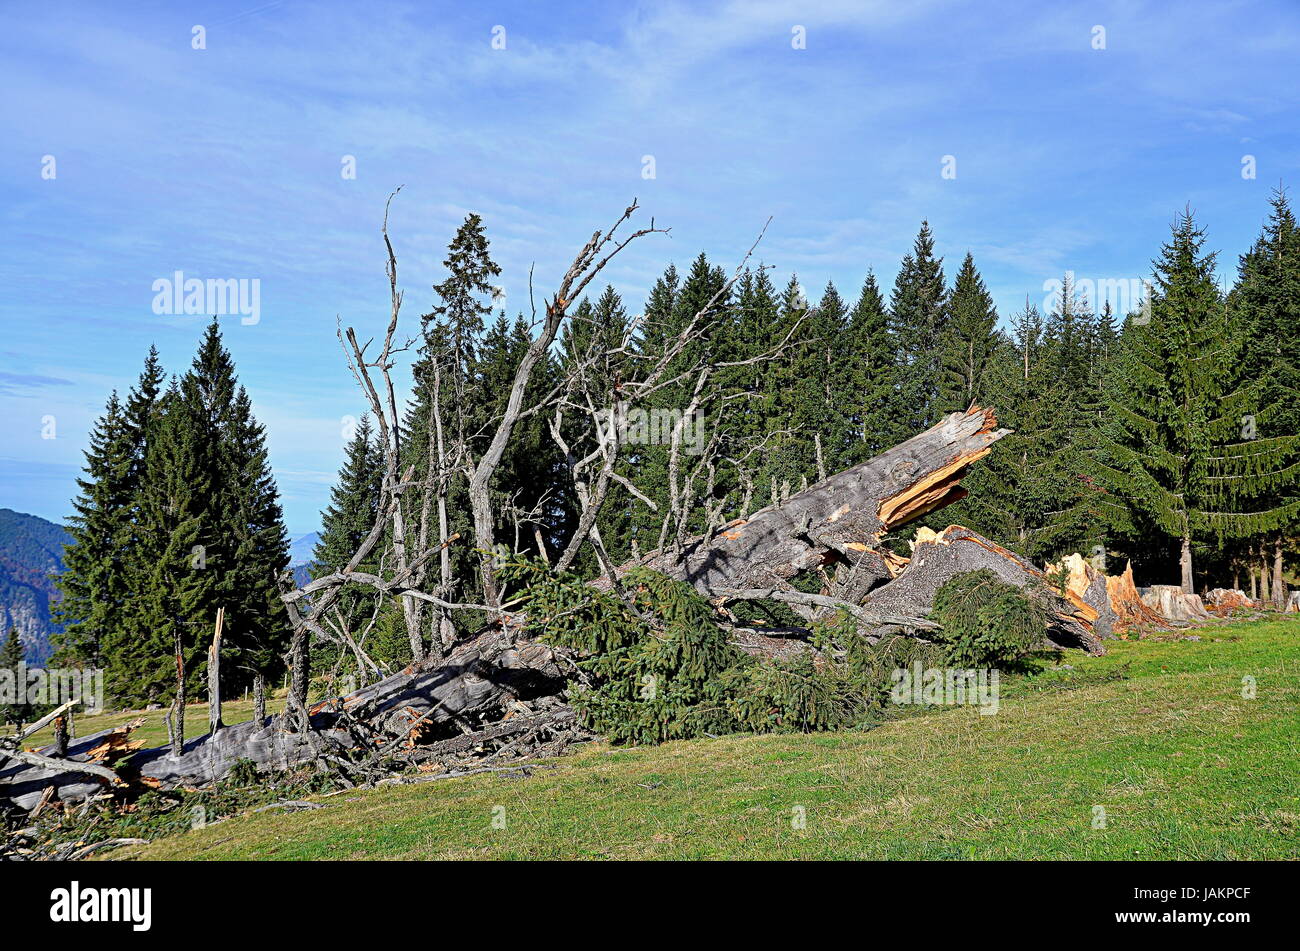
[1,629,567,810]
[6,407,1098,811]
[122,628,565,790]
[619,406,1009,598]
[0,721,143,813]
[860,526,1106,654]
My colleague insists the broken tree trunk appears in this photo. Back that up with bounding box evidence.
[1043,552,1117,641]
[208,606,225,735]
[0,719,143,813]
[116,627,566,792]
[860,526,1106,654]
[617,406,1009,600]
[1105,562,1169,631]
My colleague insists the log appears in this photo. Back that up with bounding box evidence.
[619,407,1009,598]
[858,525,1106,654]
[117,628,566,791]
[0,721,143,812]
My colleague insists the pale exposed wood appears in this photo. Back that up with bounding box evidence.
[208,605,225,734]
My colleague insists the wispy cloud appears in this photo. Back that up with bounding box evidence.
[1,0,1298,527]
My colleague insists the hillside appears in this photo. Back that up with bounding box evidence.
[0,508,69,664]
[115,615,1300,861]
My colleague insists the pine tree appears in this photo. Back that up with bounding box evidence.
[404,214,504,617]
[889,222,949,440]
[1,626,29,724]
[842,272,897,466]
[218,384,292,689]
[1097,209,1300,591]
[950,301,1075,559]
[1232,188,1300,600]
[56,348,165,670]
[781,280,851,482]
[53,392,132,667]
[124,383,213,703]
[628,255,730,548]
[725,267,784,512]
[938,253,998,415]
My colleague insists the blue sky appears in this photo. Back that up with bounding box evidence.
[2,0,1298,535]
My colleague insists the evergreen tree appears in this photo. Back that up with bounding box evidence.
[843,272,897,466]
[124,383,214,703]
[1231,188,1300,599]
[938,252,998,415]
[53,392,132,667]
[1,626,29,725]
[56,348,165,670]
[889,222,949,440]
[1097,210,1299,590]
[403,213,504,622]
[950,301,1078,559]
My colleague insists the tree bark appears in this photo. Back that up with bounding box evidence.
[253,671,266,723]
[1179,534,1193,594]
[170,619,185,758]
[1260,543,1271,602]
[616,407,1010,599]
[1272,536,1285,608]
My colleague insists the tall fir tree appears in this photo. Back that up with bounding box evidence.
[1231,188,1300,600]
[889,222,949,440]
[937,252,998,415]
[53,392,132,668]
[1097,210,1300,590]
[1,626,29,724]
[125,382,214,703]
[842,271,897,466]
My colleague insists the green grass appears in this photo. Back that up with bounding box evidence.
[21,695,287,751]
[116,616,1300,860]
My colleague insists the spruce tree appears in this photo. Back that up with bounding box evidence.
[842,272,897,466]
[1097,210,1299,591]
[938,252,998,415]
[889,222,949,439]
[53,392,132,667]
[1232,188,1300,601]
[949,302,1075,559]
[125,383,213,703]
[1,626,29,724]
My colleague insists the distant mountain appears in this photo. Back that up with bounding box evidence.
[0,509,70,665]
[288,532,321,588]
[289,532,321,567]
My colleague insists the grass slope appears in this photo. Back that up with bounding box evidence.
[117,616,1300,860]
[22,696,287,751]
